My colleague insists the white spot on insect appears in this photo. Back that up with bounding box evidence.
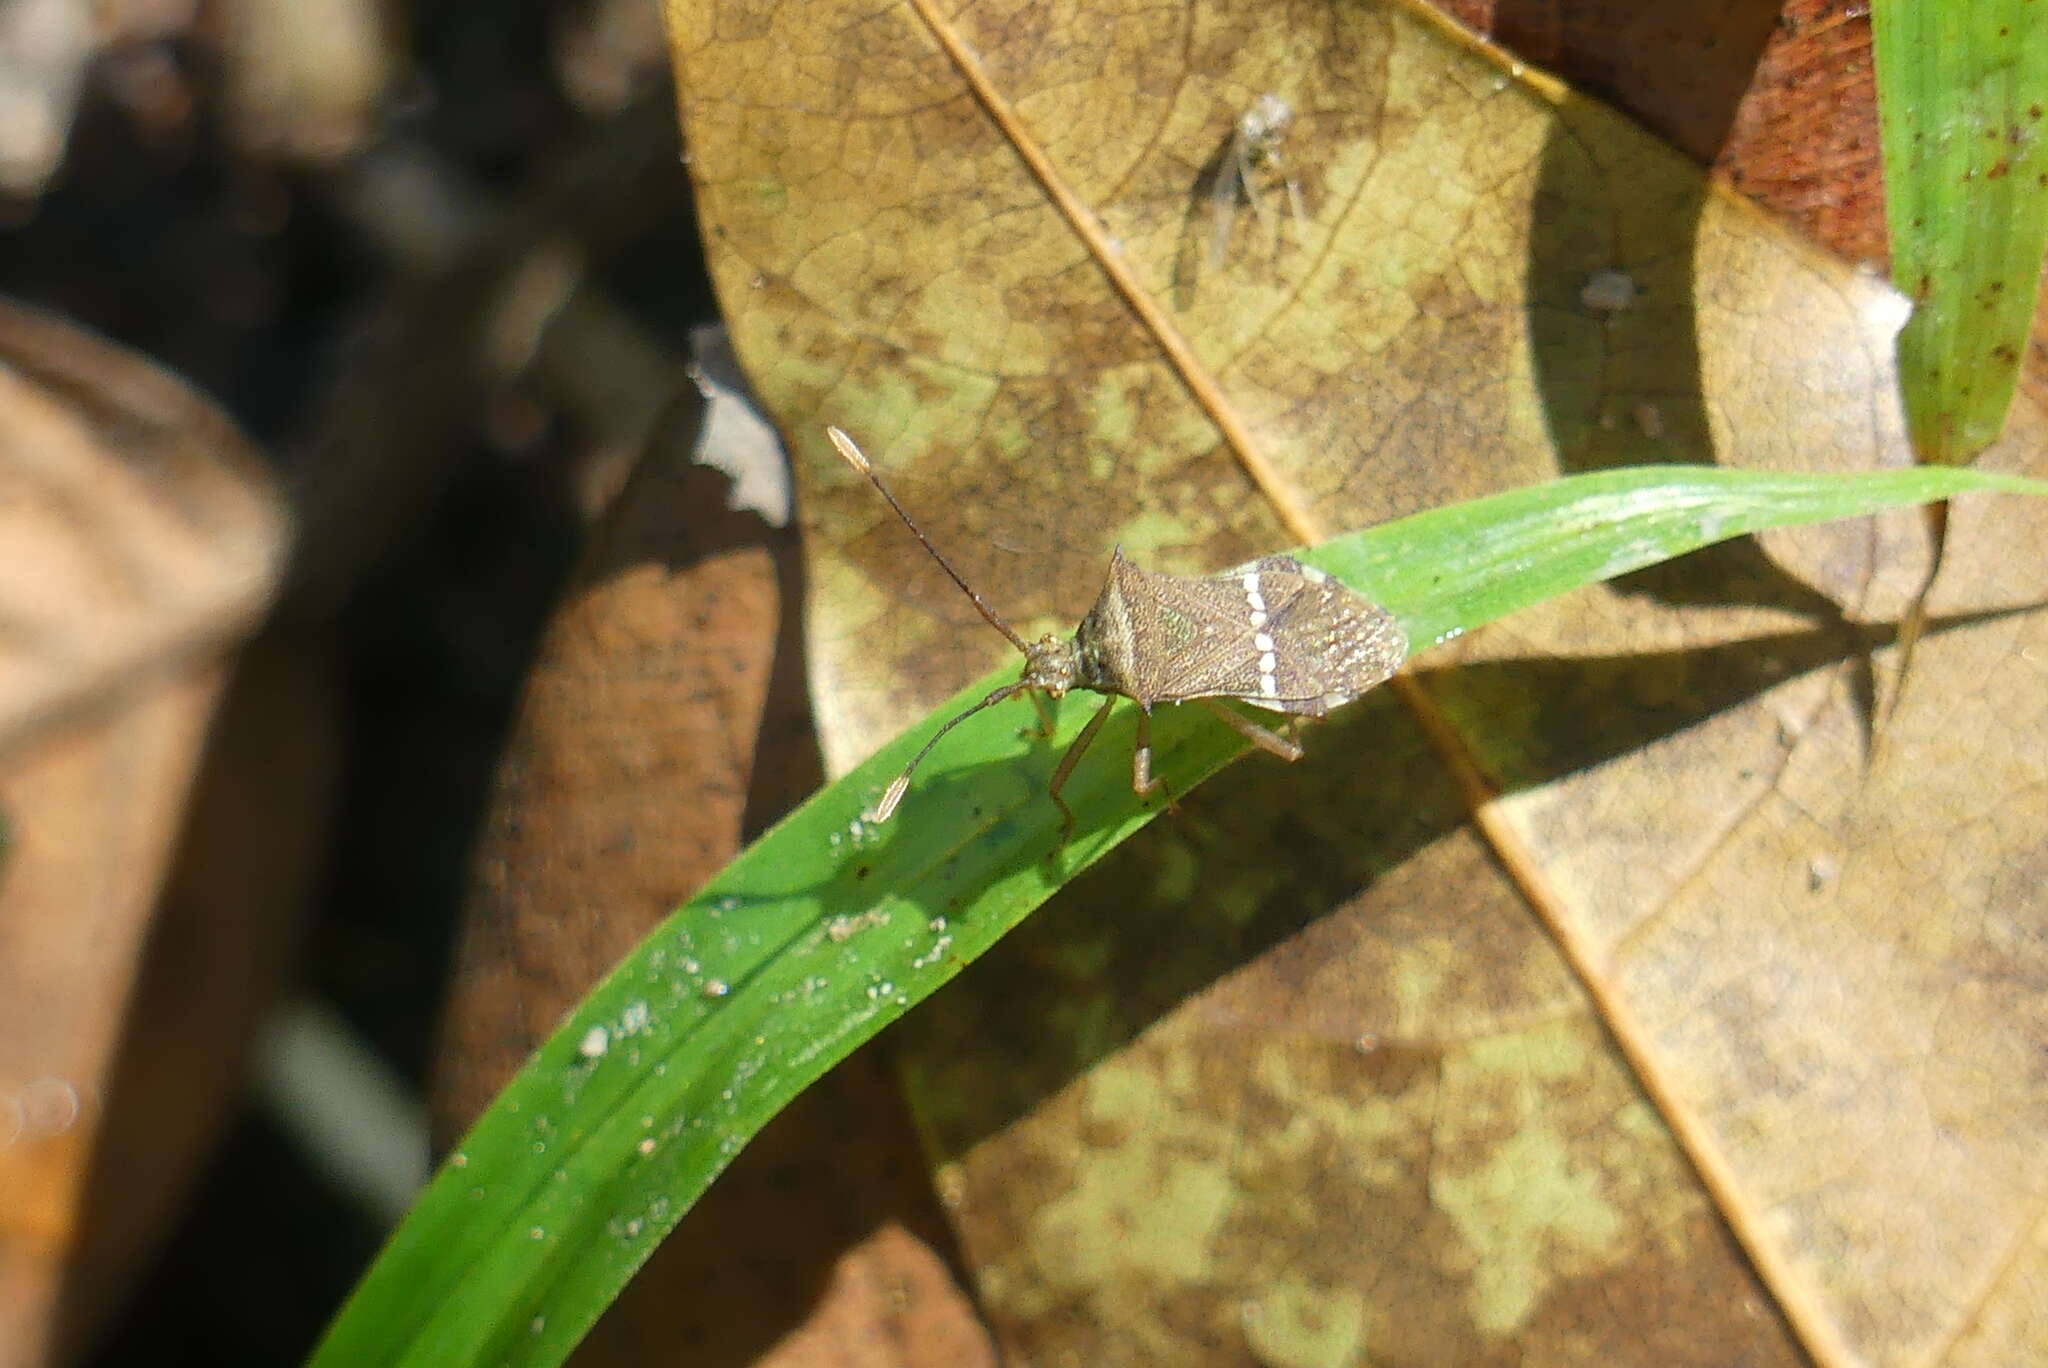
[1296,563,1328,583]
[1249,610,1268,629]
[1259,672,1279,697]
[1253,631,1275,653]
[1258,650,1277,674]
[1240,572,1266,614]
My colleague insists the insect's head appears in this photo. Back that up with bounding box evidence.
[1240,93,1293,147]
[1020,632,1078,697]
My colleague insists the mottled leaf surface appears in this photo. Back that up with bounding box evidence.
[664,1,2048,1365]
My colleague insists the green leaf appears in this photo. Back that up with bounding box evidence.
[1875,0,2048,462]
[308,462,2047,1368]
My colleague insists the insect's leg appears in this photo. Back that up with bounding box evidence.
[1046,695,1117,841]
[1131,707,1178,812]
[1270,148,1306,239]
[1197,697,1305,761]
[1026,688,1058,738]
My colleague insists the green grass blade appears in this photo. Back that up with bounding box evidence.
[1874,0,2048,462]
[308,462,2046,1368]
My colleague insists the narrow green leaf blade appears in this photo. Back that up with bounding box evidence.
[1875,0,2048,462]
[309,462,2047,1368]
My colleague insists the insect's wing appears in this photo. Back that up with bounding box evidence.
[1215,555,1406,715]
[1107,554,1404,712]
[1207,129,1251,267]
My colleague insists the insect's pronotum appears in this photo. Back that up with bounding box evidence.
[828,428,1406,836]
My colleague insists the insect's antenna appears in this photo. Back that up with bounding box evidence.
[826,427,1032,654]
[869,682,1028,822]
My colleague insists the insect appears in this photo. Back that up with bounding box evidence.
[1208,93,1306,269]
[828,428,1407,837]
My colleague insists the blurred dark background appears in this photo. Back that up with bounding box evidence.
[1,1,718,1359]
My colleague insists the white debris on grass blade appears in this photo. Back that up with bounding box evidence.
[1580,268,1638,313]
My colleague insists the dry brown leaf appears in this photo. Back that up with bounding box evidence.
[0,301,286,1365]
[665,0,2048,1364]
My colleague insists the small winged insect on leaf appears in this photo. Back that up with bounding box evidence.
[827,428,1406,839]
[1209,93,1306,269]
